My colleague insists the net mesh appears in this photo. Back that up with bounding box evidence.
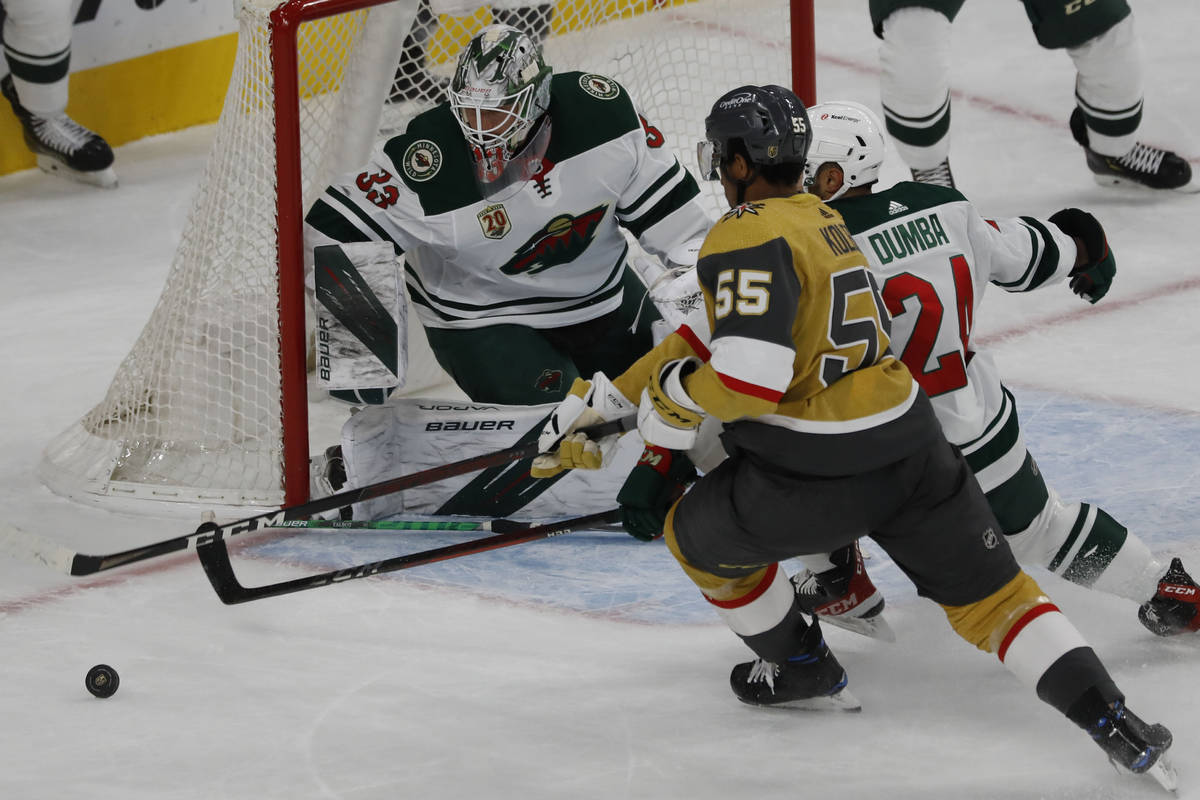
[40,0,794,511]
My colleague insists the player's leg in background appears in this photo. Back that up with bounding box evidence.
[491,2,555,47]
[963,385,1199,634]
[390,0,444,103]
[1020,0,1194,190]
[0,0,115,185]
[874,0,964,187]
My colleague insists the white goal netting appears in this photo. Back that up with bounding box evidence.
[40,0,797,513]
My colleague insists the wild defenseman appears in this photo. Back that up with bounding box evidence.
[305,24,711,517]
[799,100,1200,639]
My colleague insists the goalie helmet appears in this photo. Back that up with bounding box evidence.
[698,84,811,181]
[449,24,553,195]
[803,101,886,201]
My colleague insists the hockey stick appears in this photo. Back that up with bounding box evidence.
[23,417,632,577]
[266,516,625,532]
[267,518,512,532]
[197,508,622,605]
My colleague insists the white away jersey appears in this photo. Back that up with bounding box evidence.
[831,182,1079,445]
[305,72,713,330]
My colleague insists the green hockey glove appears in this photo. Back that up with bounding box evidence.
[616,445,697,542]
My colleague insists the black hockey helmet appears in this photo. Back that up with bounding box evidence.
[698,85,811,181]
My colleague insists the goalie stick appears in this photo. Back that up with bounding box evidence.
[197,509,621,605]
[10,417,633,577]
[267,516,624,532]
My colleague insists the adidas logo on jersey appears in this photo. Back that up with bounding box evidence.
[888,200,908,215]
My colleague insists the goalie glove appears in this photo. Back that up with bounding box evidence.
[638,357,705,450]
[1049,207,1116,304]
[531,373,635,477]
[617,445,697,541]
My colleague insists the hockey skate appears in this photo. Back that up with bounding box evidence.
[1085,698,1177,793]
[1138,557,1200,636]
[910,159,955,188]
[2,75,117,188]
[1070,108,1196,193]
[791,543,896,642]
[730,619,861,712]
[308,445,352,521]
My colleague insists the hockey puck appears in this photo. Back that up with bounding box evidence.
[85,664,119,698]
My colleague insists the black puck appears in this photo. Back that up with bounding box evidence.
[85,664,119,698]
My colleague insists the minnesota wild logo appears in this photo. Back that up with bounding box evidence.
[579,74,619,100]
[498,205,608,276]
[401,139,442,182]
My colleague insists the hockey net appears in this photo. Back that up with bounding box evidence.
[40,0,809,513]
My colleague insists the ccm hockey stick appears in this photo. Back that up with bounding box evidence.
[12,417,633,577]
[197,508,621,604]
[266,516,625,532]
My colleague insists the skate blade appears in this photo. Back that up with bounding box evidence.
[1091,173,1200,194]
[818,610,897,643]
[36,155,118,189]
[741,686,863,713]
[1146,753,1179,795]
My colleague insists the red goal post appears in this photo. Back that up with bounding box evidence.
[40,0,817,514]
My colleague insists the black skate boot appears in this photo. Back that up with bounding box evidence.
[1,75,116,188]
[1138,557,1200,636]
[1070,108,1195,192]
[729,618,861,712]
[791,543,895,642]
[910,159,955,188]
[1074,693,1177,792]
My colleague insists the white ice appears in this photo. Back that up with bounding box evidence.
[1,1,1198,798]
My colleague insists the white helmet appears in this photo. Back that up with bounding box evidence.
[804,101,886,201]
[449,24,552,194]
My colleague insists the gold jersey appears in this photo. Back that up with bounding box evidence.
[616,192,940,475]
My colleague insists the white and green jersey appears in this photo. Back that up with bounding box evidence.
[306,71,712,330]
[830,182,1078,462]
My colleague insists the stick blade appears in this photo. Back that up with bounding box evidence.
[739,686,863,713]
[0,523,78,574]
[1146,752,1179,795]
[195,539,253,605]
[817,610,897,643]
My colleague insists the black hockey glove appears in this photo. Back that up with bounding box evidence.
[616,445,697,542]
[1049,207,1116,304]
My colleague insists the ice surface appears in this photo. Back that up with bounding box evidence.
[1,2,1198,798]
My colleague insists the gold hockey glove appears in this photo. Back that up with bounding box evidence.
[638,357,705,450]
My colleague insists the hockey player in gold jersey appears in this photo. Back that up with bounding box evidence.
[531,85,1176,790]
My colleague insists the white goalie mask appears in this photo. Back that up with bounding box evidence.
[448,24,553,197]
[804,101,886,201]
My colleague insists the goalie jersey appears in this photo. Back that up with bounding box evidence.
[830,182,1079,447]
[305,72,713,330]
[614,193,942,476]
